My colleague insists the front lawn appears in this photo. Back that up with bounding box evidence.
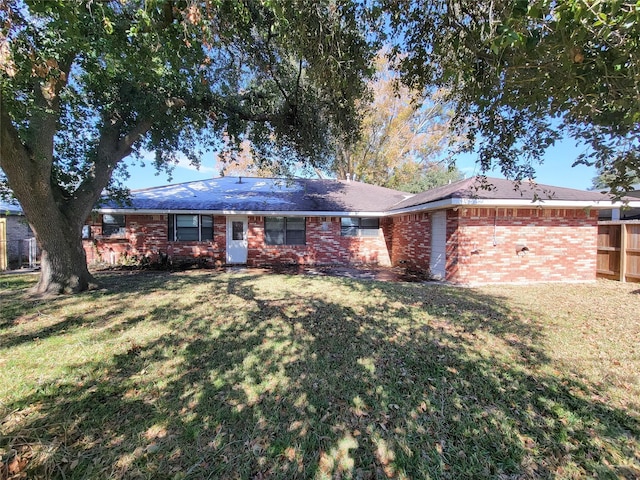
[1,271,638,479]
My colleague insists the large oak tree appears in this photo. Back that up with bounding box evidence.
[0,0,373,293]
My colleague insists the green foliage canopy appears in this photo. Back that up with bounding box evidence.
[384,0,640,195]
[0,0,373,292]
[0,0,372,195]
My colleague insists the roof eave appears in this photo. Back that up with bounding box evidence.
[96,207,390,217]
[96,198,640,217]
[388,198,640,215]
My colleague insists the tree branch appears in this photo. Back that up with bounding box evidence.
[69,117,152,221]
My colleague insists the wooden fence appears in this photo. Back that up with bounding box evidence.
[597,221,640,282]
[0,218,6,271]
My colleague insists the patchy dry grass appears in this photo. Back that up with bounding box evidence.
[0,271,638,479]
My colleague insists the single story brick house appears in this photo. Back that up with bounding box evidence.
[84,176,639,284]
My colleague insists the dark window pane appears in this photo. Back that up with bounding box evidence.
[266,217,285,230]
[232,221,244,241]
[286,230,305,244]
[265,217,284,245]
[174,214,199,241]
[265,217,305,245]
[177,215,198,227]
[360,218,379,229]
[286,217,305,244]
[287,217,305,230]
[200,215,213,241]
[177,228,199,241]
[102,214,126,236]
[265,230,284,245]
[201,215,213,228]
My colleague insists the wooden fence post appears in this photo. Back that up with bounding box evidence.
[0,218,6,271]
[620,223,627,282]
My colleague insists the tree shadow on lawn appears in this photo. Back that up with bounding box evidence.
[0,271,201,347]
[1,271,639,479]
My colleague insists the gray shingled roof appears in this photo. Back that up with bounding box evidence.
[389,176,625,211]
[103,177,412,214]
[0,200,22,215]
[98,175,635,215]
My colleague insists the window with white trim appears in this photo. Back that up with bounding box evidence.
[340,217,379,237]
[265,217,306,245]
[168,214,213,241]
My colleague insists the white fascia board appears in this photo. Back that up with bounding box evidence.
[388,198,459,215]
[96,208,389,217]
[388,198,640,215]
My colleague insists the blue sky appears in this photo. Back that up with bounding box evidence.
[123,136,599,191]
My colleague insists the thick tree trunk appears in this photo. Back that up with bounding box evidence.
[32,221,96,295]
[2,97,95,294]
[2,91,149,295]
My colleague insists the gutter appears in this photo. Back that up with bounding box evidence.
[386,198,640,216]
[97,208,390,217]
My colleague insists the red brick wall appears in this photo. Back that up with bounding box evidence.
[84,214,392,267]
[389,211,432,270]
[452,207,598,284]
[247,216,392,266]
[84,209,598,283]
[389,207,598,284]
[83,214,226,265]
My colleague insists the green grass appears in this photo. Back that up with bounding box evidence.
[1,271,639,479]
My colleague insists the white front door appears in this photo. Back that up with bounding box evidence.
[430,211,447,280]
[226,216,248,264]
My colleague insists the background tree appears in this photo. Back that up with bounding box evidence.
[217,138,281,178]
[383,0,640,195]
[590,171,640,191]
[331,54,464,192]
[392,162,464,194]
[0,0,373,294]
